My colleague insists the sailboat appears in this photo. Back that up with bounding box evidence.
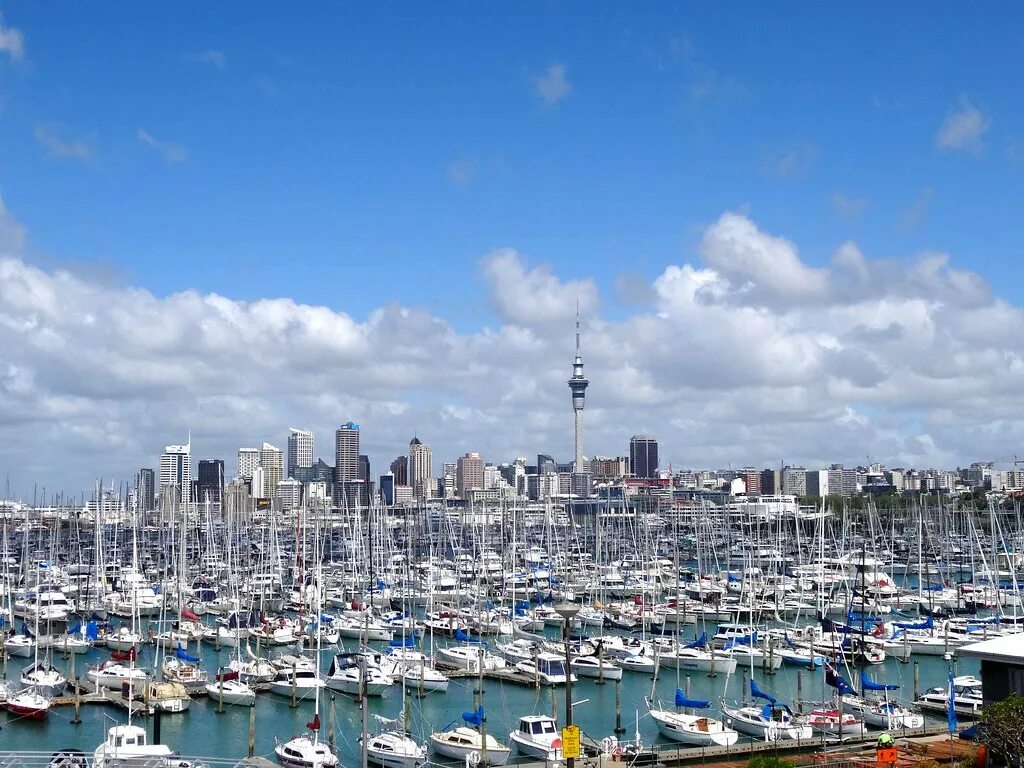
[722,679,811,741]
[430,706,512,765]
[840,669,923,729]
[646,689,739,746]
[366,707,427,768]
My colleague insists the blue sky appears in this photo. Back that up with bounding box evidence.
[1,4,1023,491]
[2,4,1021,321]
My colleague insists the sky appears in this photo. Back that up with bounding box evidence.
[1,4,1023,497]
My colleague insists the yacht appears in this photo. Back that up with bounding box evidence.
[275,735,338,768]
[21,659,68,697]
[365,730,427,768]
[646,693,739,746]
[514,652,575,685]
[93,725,173,768]
[916,675,984,718]
[206,670,258,706]
[268,667,326,700]
[508,715,563,760]
[429,727,511,765]
[723,702,811,741]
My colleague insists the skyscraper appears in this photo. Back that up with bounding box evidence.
[456,452,484,497]
[260,442,284,498]
[390,456,409,486]
[358,454,371,483]
[238,448,260,481]
[567,311,589,472]
[160,442,192,505]
[629,435,659,479]
[287,428,314,478]
[408,437,433,500]
[197,459,224,503]
[335,422,360,483]
[136,468,155,512]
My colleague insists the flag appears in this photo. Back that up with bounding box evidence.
[947,665,958,733]
[307,713,321,731]
[182,605,201,622]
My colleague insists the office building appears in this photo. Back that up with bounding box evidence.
[390,456,409,486]
[629,435,659,479]
[277,478,302,510]
[160,442,192,506]
[197,459,224,504]
[456,453,483,497]
[260,443,284,499]
[287,428,314,478]
[335,422,360,483]
[238,448,260,481]
[136,468,155,512]
[408,437,433,500]
[358,454,371,483]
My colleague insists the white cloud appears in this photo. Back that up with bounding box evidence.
[762,143,818,180]
[482,249,598,325]
[137,129,188,164]
[0,13,24,62]
[185,49,226,68]
[936,98,989,152]
[831,192,869,219]
[1,198,1022,492]
[35,124,95,162]
[446,158,476,186]
[533,63,572,106]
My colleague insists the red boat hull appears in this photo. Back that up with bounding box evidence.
[4,702,49,720]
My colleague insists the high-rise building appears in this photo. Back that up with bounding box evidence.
[277,478,302,510]
[160,442,192,506]
[567,312,590,471]
[390,456,409,485]
[238,448,260,480]
[334,422,360,483]
[358,454,371,483]
[738,468,762,496]
[197,459,224,504]
[260,443,284,499]
[287,428,314,478]
[629,435,658,479]
[251,466,266,499]
[806,469,829,497]
[408,437,433,501]
[136,468,155,512]
[456,452,484,497]
[782,466,807,497]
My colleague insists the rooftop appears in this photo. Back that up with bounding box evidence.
[958,630,1024,664]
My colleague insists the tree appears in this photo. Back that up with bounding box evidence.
[980,694,1024,767]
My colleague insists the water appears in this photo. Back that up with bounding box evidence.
[0,627,975,764]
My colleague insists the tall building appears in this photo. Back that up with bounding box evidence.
[456,452,484,497]
[408,437,433,501]
[358,454,371,483]
[238,448,260,480]
[136,468,155,512]
[335,422,360,483]
[629,435,658,479]
[251,466,266,499]
[567,311,590,472]
[197,459,224,504]
[738,468,762,496]
[160,442,192,506]
[782,466,807,496]
[390,456,409,486]
[260,443,284,499]
[287,428,314,478]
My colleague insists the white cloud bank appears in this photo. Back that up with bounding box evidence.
[1,203,1022,494]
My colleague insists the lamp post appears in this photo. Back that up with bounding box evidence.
[555,602,580,768]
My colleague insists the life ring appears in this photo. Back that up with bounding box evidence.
[467,751,481,766]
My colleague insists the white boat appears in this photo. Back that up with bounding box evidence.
[660,646,738,674]
[508,715,563,760]
[366,730,428,768]
[3,687,51,720]
[87,660,151,690]
[275,734,338,768]
[841,694,923,729]
[514,653,575,685]
[804,707,866,740]
[4,633,36,658]
[401,665,450,693]
[21,659,68,697]
[326,654,392,696]
[570,655,623,681]
[619,654,658,674]
[429,726,511,765]
[916,675,984,718]
[93,724,173,768]
[723,704,811,741]
[437,645,507,672]
[269,668,326,700]
[143,681,191,713]
[206,673,257,706]
[646,695,739,746]
[105,627,143,652]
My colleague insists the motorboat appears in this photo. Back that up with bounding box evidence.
[365,730,427,768]
[275,735,338,768]
[508,715,563,760]
[429,727,511,765]
[916,675,984,718]
[143,681,191,713]
[93,724,173,768]
[570,654,623,681]
[268,668,326,700]
[206,670,258,706]
[326,653,392,696]
[87,660,151,690]
[514,652,575,685]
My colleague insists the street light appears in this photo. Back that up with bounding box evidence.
[555,603,580,768]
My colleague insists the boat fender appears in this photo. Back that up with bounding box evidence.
[467,751,481,765]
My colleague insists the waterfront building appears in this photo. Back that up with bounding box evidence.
[629,435,658,479]
[136,468,155,512]
[390,455,409,486]
[335,422,360,483]
[197,458,224,504]
[409,437,433,500]
[287,428,314,478]
[277,477,302,510]
[160,442,192,506]
[260,443,283,499]
[238,448,260,481]
[456,452,484,497]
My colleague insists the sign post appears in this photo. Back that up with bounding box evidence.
[562,725,581,760]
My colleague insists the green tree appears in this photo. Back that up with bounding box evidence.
[746,757,794,768]
[980,694,1024,767]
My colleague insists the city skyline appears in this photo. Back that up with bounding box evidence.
[2,6,1024,493]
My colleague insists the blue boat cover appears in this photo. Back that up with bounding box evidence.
[675,688,710,709]
[861,670,898,691]
[750,679,777,707]
[176,645,201,663]
[893,616,933,630]
[462,706,484,726]
[685,632,707,649]
[825,667,857,696]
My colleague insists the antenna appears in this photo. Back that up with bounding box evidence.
[575,302,581,355]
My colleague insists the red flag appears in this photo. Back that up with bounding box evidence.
[182,605,201,622]
[306,713,321,731]
[112,646,137,662]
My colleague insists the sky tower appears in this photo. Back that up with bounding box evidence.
[568,310,589,472]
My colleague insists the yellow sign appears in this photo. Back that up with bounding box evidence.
[561,725,581,759]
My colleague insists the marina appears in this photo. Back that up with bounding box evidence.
[0,496,1014,767]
